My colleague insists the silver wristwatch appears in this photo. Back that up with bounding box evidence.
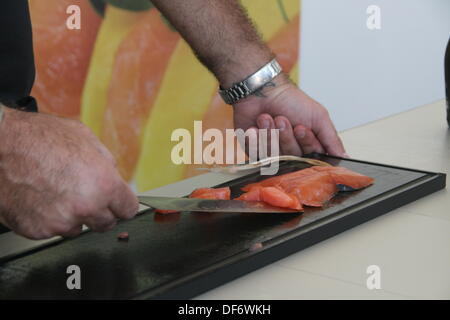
[219,59,282,105]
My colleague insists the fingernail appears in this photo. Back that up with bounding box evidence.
[296,128,306,139]
[276,120,285,131]
[261,120,270,129]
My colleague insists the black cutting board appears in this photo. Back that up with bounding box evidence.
[0,155,446,299]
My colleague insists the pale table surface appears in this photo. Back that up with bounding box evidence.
[1,99,449,299]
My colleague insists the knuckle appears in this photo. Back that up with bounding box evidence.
[101,177,122,197]
[84,166,116,195]
[97,174,114,193]
[72,201,96,219]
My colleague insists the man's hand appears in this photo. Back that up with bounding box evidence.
[233,75,346,157]
[150,0,345,157]
[0,108,138,240]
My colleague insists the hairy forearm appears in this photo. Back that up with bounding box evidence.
[151,0,274,88]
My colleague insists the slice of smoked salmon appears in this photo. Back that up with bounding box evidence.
[239,166,374,208]
[235,186,263,201]
[241,167,317,192]
[260,187,303,210]
[189,187,231,200]
[312,166,374,190]
[281,172,337,207]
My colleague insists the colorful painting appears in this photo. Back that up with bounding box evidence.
[29,0,301,191]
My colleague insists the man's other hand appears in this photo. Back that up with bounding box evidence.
[0,108,138,239]
[233,75,346,157]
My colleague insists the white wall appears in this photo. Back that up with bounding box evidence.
[299,0,450,131]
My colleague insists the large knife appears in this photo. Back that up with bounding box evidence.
[138,196,301,213]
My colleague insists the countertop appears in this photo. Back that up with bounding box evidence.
[1,99,449,299]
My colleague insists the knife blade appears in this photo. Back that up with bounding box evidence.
[138,196,301,213]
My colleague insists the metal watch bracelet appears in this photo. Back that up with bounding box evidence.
[219,59,282,105]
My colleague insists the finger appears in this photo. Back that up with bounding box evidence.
[314,116,346,157]
[61,225,83,238]
[243,126,258,162]
[256,113,276,158]
[274,116,302,156]
[256,113,275,131]
[294,125,325,155]
[84,208,117,232]
[109,181,139,220]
